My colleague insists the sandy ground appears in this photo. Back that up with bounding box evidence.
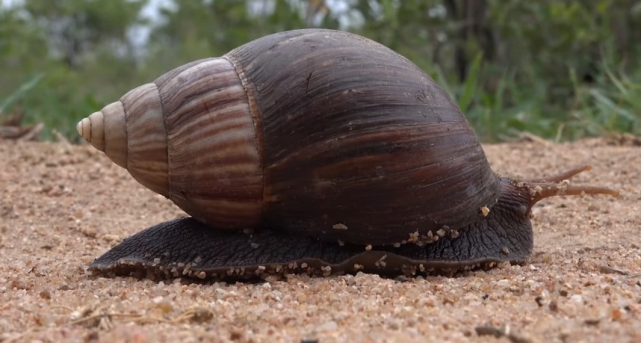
[0,137,640,343]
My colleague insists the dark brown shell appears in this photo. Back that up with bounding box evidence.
[78,28,500,247]
[223,29,499,245]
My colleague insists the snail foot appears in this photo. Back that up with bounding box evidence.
[88,217,531,283]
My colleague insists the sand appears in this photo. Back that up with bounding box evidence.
[0,137,639,343]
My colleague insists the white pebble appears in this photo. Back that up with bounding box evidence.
[318,320,338,331]
[497,279,510,287]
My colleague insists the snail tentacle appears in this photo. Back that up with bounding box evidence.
[524,164,592,183]
[520,165,619,204]
[529,182,619,204]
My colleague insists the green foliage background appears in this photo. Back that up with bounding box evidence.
[1,0,640,143]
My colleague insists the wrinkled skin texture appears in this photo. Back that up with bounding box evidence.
[89,178,534,281]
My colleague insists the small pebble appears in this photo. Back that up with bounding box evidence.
[317,321,338,331]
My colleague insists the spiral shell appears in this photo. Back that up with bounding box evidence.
[78,57,263,229]
[78,29,500,246]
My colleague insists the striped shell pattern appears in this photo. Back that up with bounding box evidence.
[76,29,500,247]
[77,57,263,229]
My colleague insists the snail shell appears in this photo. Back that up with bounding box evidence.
[80,29,618,280]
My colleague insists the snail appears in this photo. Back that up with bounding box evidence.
[78,29,618,281]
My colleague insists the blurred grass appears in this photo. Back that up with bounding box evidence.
[0,73,44,114]
[1,72,116,142]
[433,54,640,142]
[1,0,640,144]
[2,55,640,144]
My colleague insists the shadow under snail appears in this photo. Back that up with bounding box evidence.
[77,29,619,281]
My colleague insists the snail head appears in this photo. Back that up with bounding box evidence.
[500,165,619,220]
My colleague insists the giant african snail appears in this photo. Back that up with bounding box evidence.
[78,29,618,280]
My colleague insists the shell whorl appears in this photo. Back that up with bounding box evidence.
[78,83,169,197]
[77,58,264,229]
[77,102,128,169]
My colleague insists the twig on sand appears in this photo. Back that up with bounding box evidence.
[475,325,534,343]
[65,301,215,331]
[598,264,630,276]
[518,131,551,145]
[499,129,552,146]
[52,129,70,145]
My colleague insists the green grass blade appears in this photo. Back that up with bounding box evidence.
[431,65,455,101]
[0,73,45,113]
[589,88,636,121]
[602,61,628,97]
[457,52,483,113]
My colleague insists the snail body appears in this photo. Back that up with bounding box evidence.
[79,29,618,280]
